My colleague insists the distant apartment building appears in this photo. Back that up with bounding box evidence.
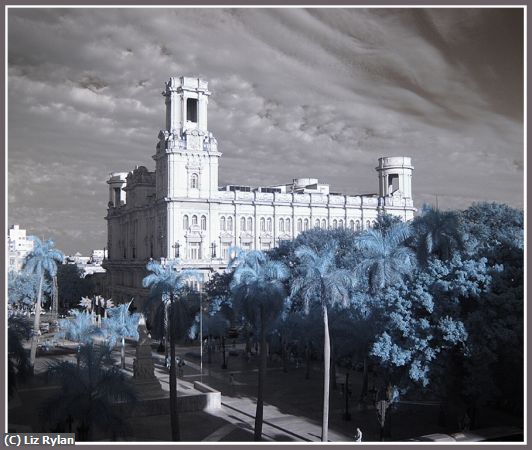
[7,224,34,272]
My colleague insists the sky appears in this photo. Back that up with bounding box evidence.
[7,7,524,255]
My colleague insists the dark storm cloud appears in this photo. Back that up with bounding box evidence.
[7,7,524,254]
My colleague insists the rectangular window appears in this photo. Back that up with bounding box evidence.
[187,98,198,123]
[114,188,121,206]
[189,243,201,260]
[388,174,399,193]
[221,243,230,260]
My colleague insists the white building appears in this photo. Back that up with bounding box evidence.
[7,225,34,273]
[104,76,415,304]
[65,251,107,278]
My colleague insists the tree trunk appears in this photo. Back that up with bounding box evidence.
[52,276,59,318]
[76,345,81,372]
[168,301,180,441]
[29,273,44,370]
[282,339,288,373]
[360,356,368,403]
[254,306,268,441]
[121,337,126,369]
[321,305,330,442]
[331,344,337,391]
[164,302,170,366]
[305,343,311,380]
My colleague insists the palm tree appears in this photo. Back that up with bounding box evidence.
[230,250,290,441]
[102,302,141,369]
[23,237,64,370]
[354,221,415,437]
[291,241,355,442]
[41,343,137,440]
[413,205,464,264]
[57,310,101,369]
[8,315,32,398]
[142,259,199,441]
[354,222,415,294]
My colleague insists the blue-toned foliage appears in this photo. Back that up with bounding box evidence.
[8,271,51,310]
[102,304,140,348]
[354,222,416,293]
[41,343,137,440]
[57,309,101,344]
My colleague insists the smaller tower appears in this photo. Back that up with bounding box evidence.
[376,156,413,199]
[107,172,128,207]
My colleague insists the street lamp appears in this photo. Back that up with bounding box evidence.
[172,242,180,258]
[199,284,203,381]
[221,335,227,369]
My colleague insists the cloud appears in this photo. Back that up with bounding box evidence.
[7,7,524,254]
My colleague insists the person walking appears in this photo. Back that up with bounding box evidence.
[354,427,362,442]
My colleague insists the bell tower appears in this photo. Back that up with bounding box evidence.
[154,76,221,200]
[376,156,413,199]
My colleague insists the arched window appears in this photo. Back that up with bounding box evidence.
[339,219,344,229]
[297,219,302,232]
[220,216,226,231]
[366,220,371,229]
[349,220,355,230]
[260,218,265,231]
[279,218,284,232]
[286,218,290,232]
[201,215,207,230]
[267,218,272,231]
[247,217,253,231]
[228,216,233,231]
[190,173,199,189]
[333,219,338,229]
[240,217,246,231]
[192,215,198,226]
[304,219,309,230]
[183,215,189,229]
[315,219,320,228]
[321,219,327,229]
[356,220,361,231]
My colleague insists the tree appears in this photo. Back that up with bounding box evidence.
[23,237,64,370]
[354,222,415,294]
[229,250,289,441]
[413,205,464,264]
[57,310,101,369]
[8,315,32,398]
[291,241,355,442]
[8,271,51,313]
[102,303,141,369]
[142,259,199,441]
[41,343,137,440]
[57,264,93,312]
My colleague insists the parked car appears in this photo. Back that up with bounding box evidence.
[407,426,523,442]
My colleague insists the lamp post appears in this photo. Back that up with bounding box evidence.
[199,285,203,381]
[172,242,180,258]
[221,336,227,369]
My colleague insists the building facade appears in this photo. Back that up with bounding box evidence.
[7,224,34,273]
[104,76,415,304]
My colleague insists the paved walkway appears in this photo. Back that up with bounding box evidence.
[14,338,482,442]
[119,343,354,442]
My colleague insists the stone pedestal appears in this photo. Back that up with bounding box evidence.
[132,315,163,399]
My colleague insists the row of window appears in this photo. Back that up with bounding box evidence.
[184,215,376,232]
[183,215,207,230]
